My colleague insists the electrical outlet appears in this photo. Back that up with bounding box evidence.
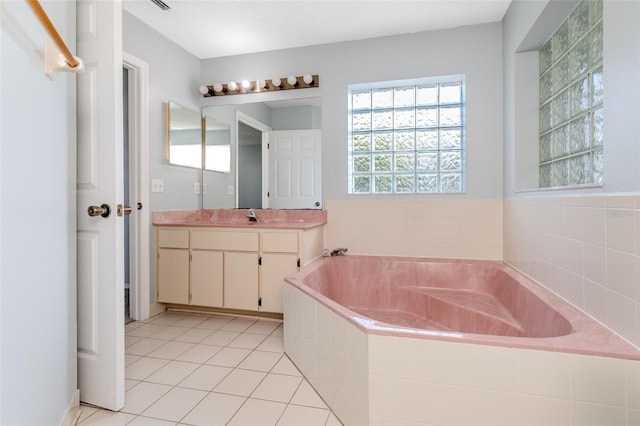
[227,184,234,196]
[194,182,200,194]
[151,179,164,193]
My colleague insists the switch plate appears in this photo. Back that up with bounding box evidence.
[194,182,200,194]
[227,184,234,196]
[151,179,164,193]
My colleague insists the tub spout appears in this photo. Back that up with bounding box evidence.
[330,247,348,256]
[247,209,258,222]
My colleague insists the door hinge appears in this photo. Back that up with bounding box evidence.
[190,253,193,261]
[267,143,270,149]
[258,297,262,307]
[297,258,301,270]
[267,191,270,198]
[258,256,262,265]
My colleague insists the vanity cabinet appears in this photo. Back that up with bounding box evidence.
[156,225,323,314]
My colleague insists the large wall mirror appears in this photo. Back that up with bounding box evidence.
[202,97,322,210]
[165,101,202,169]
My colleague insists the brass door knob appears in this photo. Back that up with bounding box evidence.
[87,204,111,218]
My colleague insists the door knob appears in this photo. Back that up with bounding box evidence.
[87,204,111,218]
[117,204,132,216]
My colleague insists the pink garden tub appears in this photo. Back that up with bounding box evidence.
[283,256,640,425]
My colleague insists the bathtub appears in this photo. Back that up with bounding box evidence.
[283,256,640,425]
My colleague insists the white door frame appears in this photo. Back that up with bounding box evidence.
[235,111,271,209]
[123,52,150,320]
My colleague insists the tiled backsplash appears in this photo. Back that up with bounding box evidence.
[504,195,640,348]
[325,198,503,260]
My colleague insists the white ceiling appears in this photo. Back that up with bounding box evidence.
[123,0,512,60]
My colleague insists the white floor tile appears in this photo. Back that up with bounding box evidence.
[126,357,170,381]
[125,379,140,391]
[175,343,222,364]
[122,382,172,414]
[173,328,213,344]
[277,404,330,426]
[181,392,246,426]
[179,364,232,391]
[228,332,268,350]
[205,347,252,368]
[146,341,195,360]
[325,412,343,425]
[246,320,282,335]
[142,387,207,422]
[251,373,302,403]
[271,355,302,377]
[150,326,190,341]
[172,314,209,328]
[201,330,241,346]
[126,338,167,356]
[195,316,233,330]
[126,335,143,347]
[125,321,145,333]
[126,324,167,338]
[144,360,200,386]
[127,415,177,425]
[238,351,282,372]
[214,369,267,397]
[126,354,142,367]
[227,398,287,426]
[148,312,189,325]
[221,318,257,332]
[290,380,328,409]
[78,405,99,424]
[271,324,284,337]
[257,335,285,353]
[79,409,136,425]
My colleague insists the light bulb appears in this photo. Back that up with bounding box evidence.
[199,85,209,95]
[213,83,223,93]
[227,81,238,91]
[257,79,267,89]
[271,77,281,87]
[241,80,251,89]
[303,74,314,85]
[287,75,297,86]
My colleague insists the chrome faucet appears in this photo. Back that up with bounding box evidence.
[247,209,258,222]
[330,247,348,256]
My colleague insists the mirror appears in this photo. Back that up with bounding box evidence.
[204,115,231,173]
[202,97,322,210]
[165,101,202,169]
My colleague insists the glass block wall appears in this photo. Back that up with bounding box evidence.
[539,0,603,188]
[349,79,464,193]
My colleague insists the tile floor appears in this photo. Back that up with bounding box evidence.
[78,311,342,426]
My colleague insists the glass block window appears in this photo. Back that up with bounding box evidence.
[539,0,603,188]
[348,77,465,194]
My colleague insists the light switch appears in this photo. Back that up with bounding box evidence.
[151,179,164,193]
[227,184,234,196]
[194,182,200,194]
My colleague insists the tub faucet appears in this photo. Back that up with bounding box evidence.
[247,209,258,222]
[330,247,348,256]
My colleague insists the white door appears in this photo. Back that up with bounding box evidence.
[267,130,322,209]
[76,0,125,410]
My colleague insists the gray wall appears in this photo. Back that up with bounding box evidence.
[201,22,504,201]
[1,1,77,423]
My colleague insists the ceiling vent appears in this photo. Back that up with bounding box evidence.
[149,0,170,11]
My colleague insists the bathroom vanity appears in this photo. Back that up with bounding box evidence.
[153,209,326,315]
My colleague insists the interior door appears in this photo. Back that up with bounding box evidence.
[267,130,322,209]
[76,0,125,410]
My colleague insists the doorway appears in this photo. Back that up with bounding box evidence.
[236,112,271,209]
[123,52,150,321]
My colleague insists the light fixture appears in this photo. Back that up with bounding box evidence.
[200,74,319,97]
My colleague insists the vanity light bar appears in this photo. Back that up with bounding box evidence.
[199,74,319,97]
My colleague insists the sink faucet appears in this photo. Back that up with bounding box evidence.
[330,247,348,256]
[247,209,258,222]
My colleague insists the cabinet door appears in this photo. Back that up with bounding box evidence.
[224,252,259,311]
[157,248,189,304]
[191,250,223,308]
[261,253,298,313]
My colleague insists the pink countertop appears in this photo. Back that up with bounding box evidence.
[152,209,327,230]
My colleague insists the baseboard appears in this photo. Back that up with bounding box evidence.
[61,390,80,426]
[149,302,166,318]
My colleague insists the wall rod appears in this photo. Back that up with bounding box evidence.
[25,0,80,68]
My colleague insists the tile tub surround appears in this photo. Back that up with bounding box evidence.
[152,209,327,229]
[284,282,640,425]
